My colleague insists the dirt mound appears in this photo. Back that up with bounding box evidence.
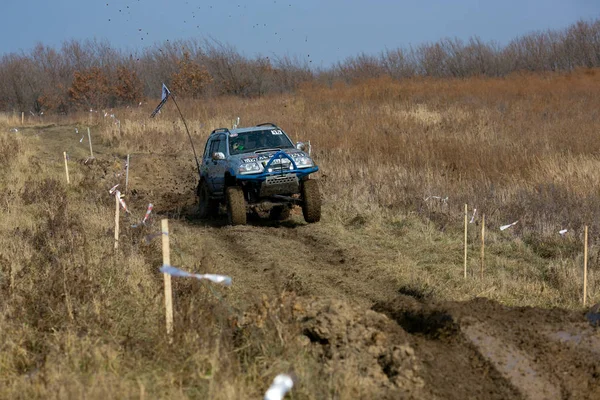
[300,298,425,398]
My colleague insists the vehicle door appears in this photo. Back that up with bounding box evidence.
[201,137,213,182]
[201,137,216,191]
[207,134,227,194]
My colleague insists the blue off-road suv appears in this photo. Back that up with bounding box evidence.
[197,123,321,225]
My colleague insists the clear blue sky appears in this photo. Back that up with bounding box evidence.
[1,1,599,66]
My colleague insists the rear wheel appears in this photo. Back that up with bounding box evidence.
[301,179,321,223]
[198,180,218,218]
[269,205,291,221]
[226,186,247,225]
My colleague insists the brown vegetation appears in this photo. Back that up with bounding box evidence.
[2,19,600,113]
[171,52,212,99]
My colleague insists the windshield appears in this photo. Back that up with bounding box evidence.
[229,129,295,155]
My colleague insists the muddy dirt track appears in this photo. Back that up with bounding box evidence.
[22,125,600,399]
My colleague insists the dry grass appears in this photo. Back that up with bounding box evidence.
[96,69,600,303]
[101,70,600,232]
[2,70,600,398]
[108,70,600,306]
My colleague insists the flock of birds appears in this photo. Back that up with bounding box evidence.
[103,1,314,62]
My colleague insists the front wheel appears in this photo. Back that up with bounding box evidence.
[301,179,321,223]
[226,186,247,225]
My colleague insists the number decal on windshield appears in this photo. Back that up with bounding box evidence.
[271,129,283,135]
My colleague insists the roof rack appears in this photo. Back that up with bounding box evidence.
[211,127,231,135]
[256,122,278,128]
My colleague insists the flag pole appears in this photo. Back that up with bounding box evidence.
[170,95,201,178]
[150,85,202,179]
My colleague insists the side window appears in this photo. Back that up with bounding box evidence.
[203,139,212,159]
[210,139,220,155]
[217,135,227,154]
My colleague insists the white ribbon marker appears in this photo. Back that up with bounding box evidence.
[109,187,129,213]
[132,203,154,228]
[500,221,519,231]
[142,203,153,224]
[469,208,477,224]
[559,229,568,236]
[425,195,448,204]
[264,374,294,400]
[159,265,232,286]
[144,231,167,243]
[115,191,129,213]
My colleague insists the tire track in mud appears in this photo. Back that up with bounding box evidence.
[375,296,600,399]
[462,323,559,400]
[197,222,403,305]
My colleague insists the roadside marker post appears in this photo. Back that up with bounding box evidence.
[584,226,588,306]
[125,154,130,194]
[480,214,485,279]
[464,204,468,278]
[87,127,94,159]
[63,152,70,184]
[114,194,120,250]
[162,219,174,340]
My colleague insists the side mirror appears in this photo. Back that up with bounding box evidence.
[296,141,312,155]
[296,142,306,151]
[212,152,225,160]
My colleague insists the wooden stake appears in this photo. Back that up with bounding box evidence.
[87,127,94,159]
[464,204,468,279]
[21,111,24,125]
[9,263,14,295]
[114,194,120,250]
[125,154,130,194]
[584,225,588,306]
[63,152,70,184]
[480,214,485,280]
[162,219,174,338]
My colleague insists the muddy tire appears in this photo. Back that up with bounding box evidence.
[197,180,218,218]
[226,186,247,225]
[270,205,291,221]
[301,179,321,223]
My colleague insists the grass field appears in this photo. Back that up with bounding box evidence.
[1,70,599,398]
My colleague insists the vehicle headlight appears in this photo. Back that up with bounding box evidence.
[295,156,314,168]
[239,162,263,174]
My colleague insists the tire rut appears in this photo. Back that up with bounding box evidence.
[193,223,401,305]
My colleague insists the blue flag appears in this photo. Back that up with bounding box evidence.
[161,83,171,101]
[150,83,171,117]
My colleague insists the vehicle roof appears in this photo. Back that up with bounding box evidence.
[210,124,281,137]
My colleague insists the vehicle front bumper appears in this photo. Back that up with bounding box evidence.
[236,166,319,183]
